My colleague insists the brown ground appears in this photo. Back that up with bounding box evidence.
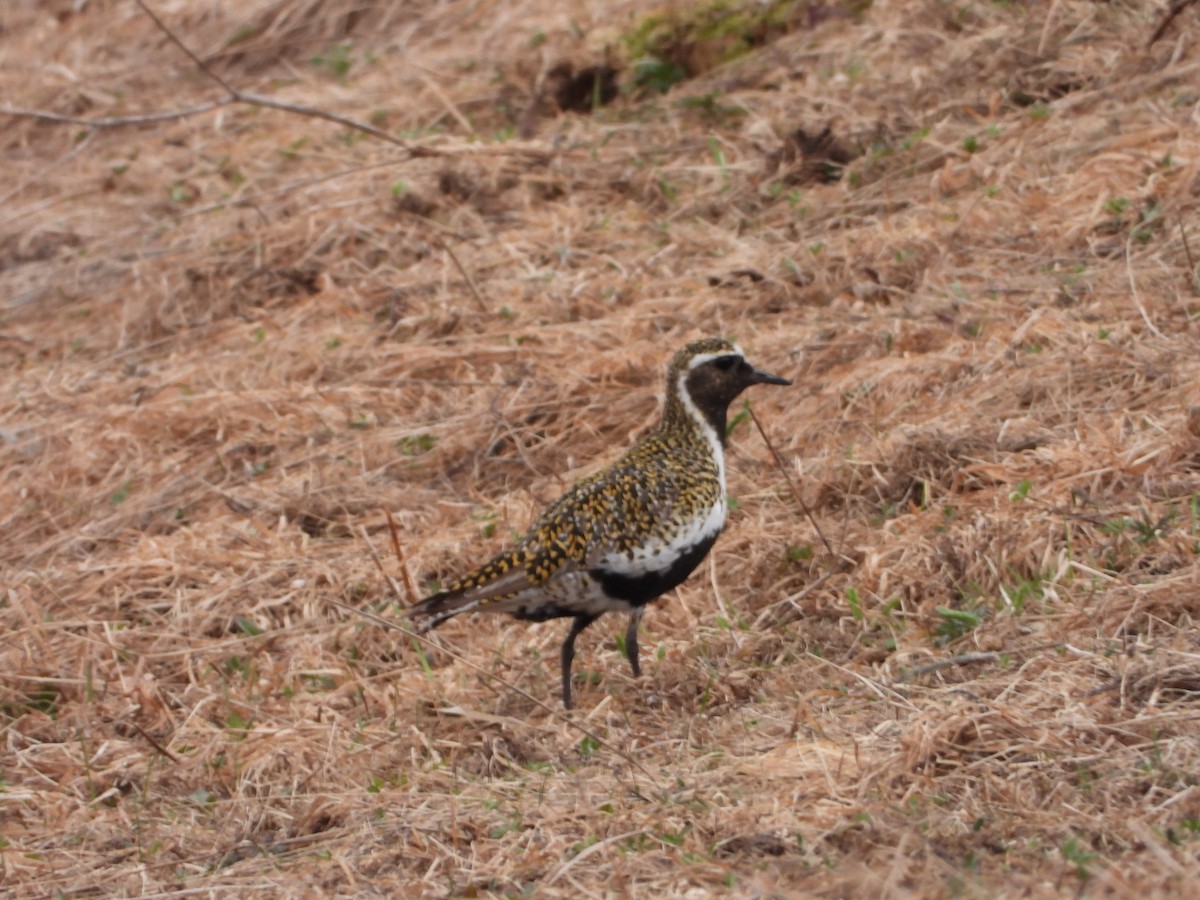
[3,0,1200,896]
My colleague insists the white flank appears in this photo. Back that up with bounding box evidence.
[596,494,725,578]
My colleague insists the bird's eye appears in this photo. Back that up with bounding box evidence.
[714,356,737,371]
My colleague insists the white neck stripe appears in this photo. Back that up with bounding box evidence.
[675,371,727,494]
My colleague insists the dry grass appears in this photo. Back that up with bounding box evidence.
[3,0,1200,895]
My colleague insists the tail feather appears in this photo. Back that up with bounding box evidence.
[406,589,480,633]
[407,548,547,632]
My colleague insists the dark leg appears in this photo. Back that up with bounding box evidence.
[625,607,644,677]
[560,614,598,710]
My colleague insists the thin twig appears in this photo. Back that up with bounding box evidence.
[894,652,999,682]
[235,90,437,155]
[129,721,182,764]
[126,0,434,156]
[133,0,236,93]
[1180,221,1198,296]
[893,642,1062,684]
[360,525,408,605]
[344,526,664,790]
[1,99,233,128]
[384,510,418,606]
[436,236,490,312]
[747,403,838,563]
[1148,0,1199,46]
[4,1,554,167]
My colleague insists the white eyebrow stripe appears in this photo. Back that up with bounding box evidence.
[686,347,745,369]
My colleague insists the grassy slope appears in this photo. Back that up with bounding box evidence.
[2,0,1199,895]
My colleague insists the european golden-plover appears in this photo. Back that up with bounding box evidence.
[408,337,791,708]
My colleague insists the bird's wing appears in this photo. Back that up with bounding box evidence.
[532,458,682,570]
[408,455,693,630]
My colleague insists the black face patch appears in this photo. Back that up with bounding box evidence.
[684,357,753,434]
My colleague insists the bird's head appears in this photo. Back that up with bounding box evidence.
[667,337,791,437]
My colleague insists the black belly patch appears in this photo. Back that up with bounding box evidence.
[590,534,718,606]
